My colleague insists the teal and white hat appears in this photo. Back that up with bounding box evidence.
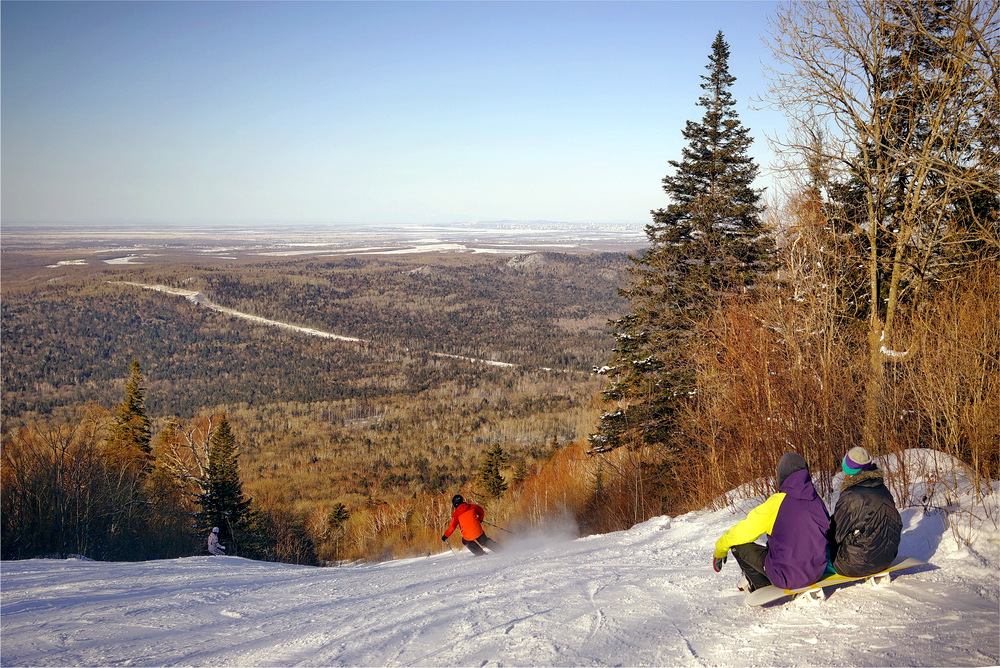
[842,447,873,476]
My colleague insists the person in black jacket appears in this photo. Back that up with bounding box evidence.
[829,447,902,577]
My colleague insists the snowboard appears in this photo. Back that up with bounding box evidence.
[744,555,928,607]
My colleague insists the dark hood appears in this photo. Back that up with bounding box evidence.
[776,452,808,488]
[779,467,819,501]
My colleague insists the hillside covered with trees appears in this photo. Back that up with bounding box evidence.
[3,0,997,566]
[2,252,625,562]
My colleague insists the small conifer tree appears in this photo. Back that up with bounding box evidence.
[511,459,529,486]
[106,359,153,468]
[198,414,252,553]
[324,503,350,562]
[477,444,509,498]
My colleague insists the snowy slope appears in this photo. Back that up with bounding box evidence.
[2,450,998,667]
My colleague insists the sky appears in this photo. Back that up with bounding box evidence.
[2,448,997,666]
[1,1,785,228]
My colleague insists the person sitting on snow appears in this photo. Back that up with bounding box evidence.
[828,446,902,577]
[207,527,226,556]
[712,452,830,592]
[442,494,502,556]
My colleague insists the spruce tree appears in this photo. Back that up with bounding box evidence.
[649,30,772,304]
[591,31,773,452]
[106,359,153,468]
[324,503,350,562]
[199,414,252,552]
[511,458,529,487]
[477,444,509,498]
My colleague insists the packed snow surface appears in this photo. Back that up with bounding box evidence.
[2,450,997,666]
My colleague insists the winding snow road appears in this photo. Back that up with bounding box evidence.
[117,281,518,368]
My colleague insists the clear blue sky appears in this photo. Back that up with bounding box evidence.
[2,1,783,227]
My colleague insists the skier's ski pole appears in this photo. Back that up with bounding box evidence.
[483,520,516,535]
[444,538,459,557]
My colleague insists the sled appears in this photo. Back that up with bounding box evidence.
[745,555,928,606]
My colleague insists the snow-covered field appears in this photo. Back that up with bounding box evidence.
[3,450,997,667]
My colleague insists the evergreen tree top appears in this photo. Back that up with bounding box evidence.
[654,30,764,242]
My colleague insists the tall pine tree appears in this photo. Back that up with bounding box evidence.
[591,31,773,452]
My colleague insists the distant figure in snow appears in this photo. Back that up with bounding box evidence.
[442,494,502,556]
[828,446,902,577]
[208,527,226,556]
[713,452,830,592]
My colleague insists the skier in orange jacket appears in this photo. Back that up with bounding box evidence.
[442,494,502,556]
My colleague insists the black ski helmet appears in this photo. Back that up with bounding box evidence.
[452,494,464,508]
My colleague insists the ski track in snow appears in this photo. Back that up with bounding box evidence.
[2,451,998,667]
[115,281,519,369]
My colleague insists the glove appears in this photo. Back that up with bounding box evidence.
[713,555,726,572]
[441,534,449,542]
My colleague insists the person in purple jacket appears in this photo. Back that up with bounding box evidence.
[712,452,831,592]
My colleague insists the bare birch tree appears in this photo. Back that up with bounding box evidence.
[764,0,1000,448]
[155,416,218,490]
